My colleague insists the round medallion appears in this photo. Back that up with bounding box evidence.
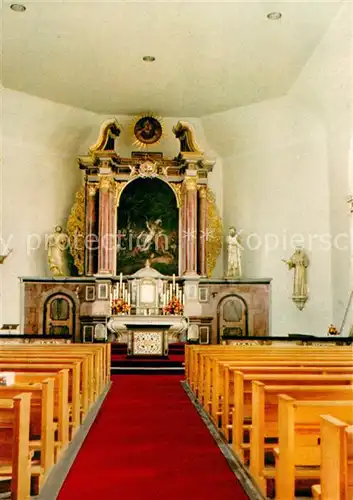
[134,116,162,146]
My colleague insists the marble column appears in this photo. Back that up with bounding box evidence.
[85,183,98,275]
[98,176,112,274]
[184,176,198,275]
[108,184,117,275]
[179,187,187,275]
[198,185,207,276]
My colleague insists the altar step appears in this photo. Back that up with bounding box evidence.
[110,342,185,374]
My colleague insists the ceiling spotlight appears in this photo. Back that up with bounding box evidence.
[10,3,26,11]
[143,56,156,62]
[267,12,282,20]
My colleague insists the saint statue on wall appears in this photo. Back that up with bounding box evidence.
[283,246,309,310]
[226,227,242,278]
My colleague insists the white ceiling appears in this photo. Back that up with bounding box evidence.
[1,0,343,117]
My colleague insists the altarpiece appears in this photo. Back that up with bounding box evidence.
[19,119,271,351]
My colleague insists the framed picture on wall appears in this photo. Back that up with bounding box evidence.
[97,283,109,300]
[199,326,210,344]
[83,325,94,343]
[198,287,209,303]
[85,285,95,302]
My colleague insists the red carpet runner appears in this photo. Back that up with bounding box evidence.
[58,375,249,500]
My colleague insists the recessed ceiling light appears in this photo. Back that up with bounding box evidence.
[267,12,282,20]
[143,56,155,62]
[10,3,26,11]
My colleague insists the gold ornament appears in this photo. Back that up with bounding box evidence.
[67,185,85,275]
[115,182,128,208]
[206,188,222,277]
[169,182,182,208]
[89,119,121,153]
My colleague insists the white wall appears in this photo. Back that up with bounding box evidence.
[1,88,101,324]
[202,97,332,336]
[0,89,221,325]
[290,4,353,327]
[201,3,353,336]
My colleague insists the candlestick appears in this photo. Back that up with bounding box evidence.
[172,273,175,292]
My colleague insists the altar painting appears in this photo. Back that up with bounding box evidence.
[117,178,178,275]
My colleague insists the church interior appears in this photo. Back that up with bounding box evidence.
[0,1,353,499]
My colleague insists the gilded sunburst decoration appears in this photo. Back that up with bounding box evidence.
[131,113,164,150]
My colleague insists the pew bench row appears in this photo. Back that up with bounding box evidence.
[0,343,111,499]
[185,344,353,499]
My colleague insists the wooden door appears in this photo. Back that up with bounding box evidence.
[218,295,247,341]
[44,294,74,336]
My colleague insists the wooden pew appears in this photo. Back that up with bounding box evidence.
[222,367,353,438]
[274,397,353,500]
[249,383,353,492]
[199,349,353,409]
[0,362,82,435]
[0,344,111,397]
[0,393,31,500]
[312,416,353,500]
[12,370,70,454]
[0,345,110,497]
[0,379,56,490]
[230,372,353,457]
[0,352,92,411]
[194,346,353,399]
[188,345,353,395]
[208,354,353,417]
[210,360,353,423]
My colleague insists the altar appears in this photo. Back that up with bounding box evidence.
[107,315,188,356]
[106,264,188,356]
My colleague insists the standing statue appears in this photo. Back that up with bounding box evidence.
[226,227,242,278]
[283,247,309,310]
[47,225,69,276]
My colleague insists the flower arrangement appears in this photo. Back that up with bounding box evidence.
[112,298,130,315]
[164,296,183,315]
[328,324,339,335]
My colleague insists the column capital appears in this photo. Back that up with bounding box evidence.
[99,175,114,191]
[184,176,198,191]
[87,183,99,196]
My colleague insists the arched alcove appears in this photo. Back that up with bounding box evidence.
[117,178,178,275]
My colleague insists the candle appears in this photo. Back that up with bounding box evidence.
[172,273,176,291]
[120,272,123,292]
